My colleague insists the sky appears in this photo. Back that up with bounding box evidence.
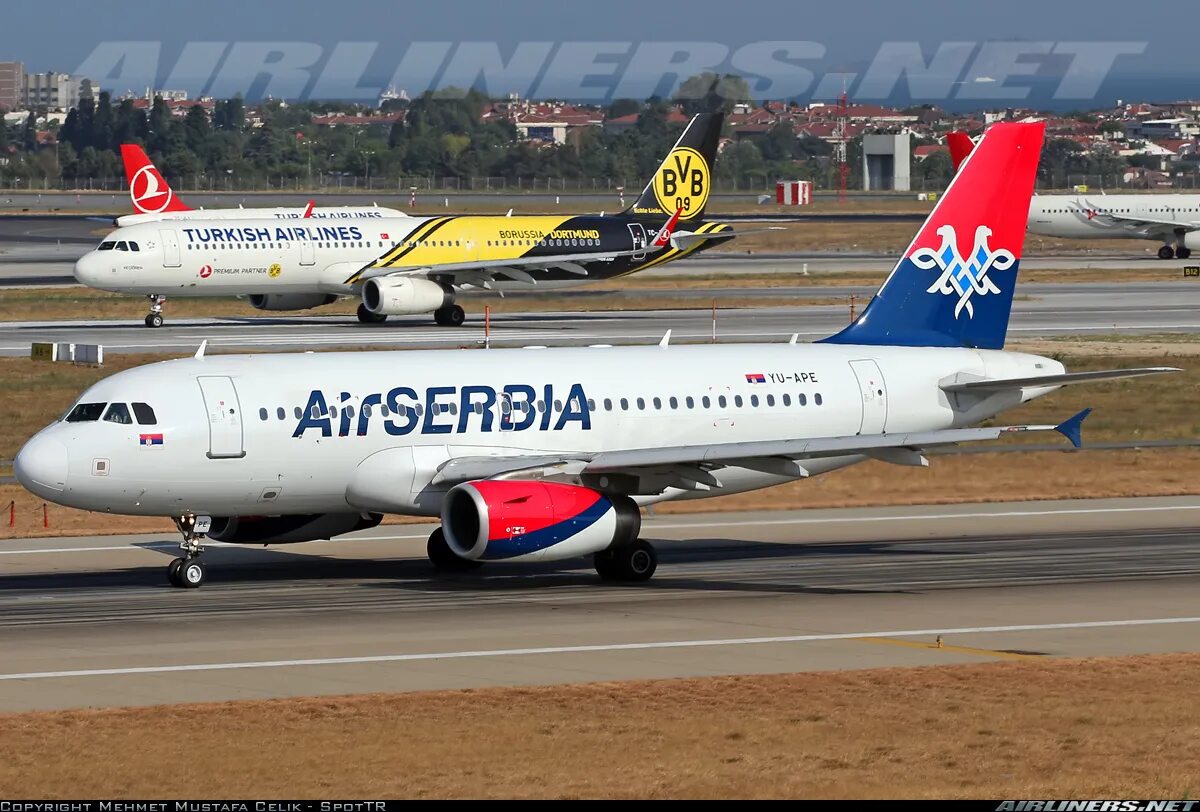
[0,0,1195,106]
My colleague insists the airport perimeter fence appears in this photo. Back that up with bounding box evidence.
[3,172,1199,195]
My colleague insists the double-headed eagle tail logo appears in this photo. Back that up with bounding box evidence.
[911,224,1015,320]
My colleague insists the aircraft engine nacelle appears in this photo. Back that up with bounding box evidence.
[249,293,338,312]
[441,480,641,562]
[362,277,452,316]
[1183,232,1200,250]
[206,513,382,545]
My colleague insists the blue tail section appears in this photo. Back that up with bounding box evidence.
[822,122,1045,350]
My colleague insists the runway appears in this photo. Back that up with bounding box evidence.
[0,280,1196,356]
[0,497,1198,711]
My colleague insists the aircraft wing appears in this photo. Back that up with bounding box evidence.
[429,410,1091,491]
[669,227,783,250]
[343,248,648,287]
[941,367,1180,393]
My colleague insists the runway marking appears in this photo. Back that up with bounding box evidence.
[2,616,1197,681]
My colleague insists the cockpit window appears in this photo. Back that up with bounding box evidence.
[115,241,129,251]
[98,241,116,251]
[65,402,106,422]
[129,242,140,252]
[103,403,133,424]
[132,402,157,425]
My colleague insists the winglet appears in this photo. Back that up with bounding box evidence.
[1054,408,1091,449]
[658,330,672,348]
[194,339,208,360]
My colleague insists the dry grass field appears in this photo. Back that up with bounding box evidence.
[1,653,1197,799]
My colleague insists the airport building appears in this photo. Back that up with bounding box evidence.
[23,71,94,110]
[861,132,912,191]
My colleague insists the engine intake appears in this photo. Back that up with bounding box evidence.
[362,277,452,316]
[249,293,338,312]
[442,481,640,562]
[206,513,381,544]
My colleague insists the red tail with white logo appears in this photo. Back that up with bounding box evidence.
[121,144,192,215]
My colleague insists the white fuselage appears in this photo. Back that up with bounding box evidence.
[1027,194,1200,242]
[75,218,423,297]
[15,342,1062,520]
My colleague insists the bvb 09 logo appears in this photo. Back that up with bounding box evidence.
[653,147,710,220]
[268,263,282,278]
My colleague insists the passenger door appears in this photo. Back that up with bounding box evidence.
[627,223,647,261]
[300,239,316,266]
[160,229,181,268]
[197,376,245,459]
[849,359,888,435]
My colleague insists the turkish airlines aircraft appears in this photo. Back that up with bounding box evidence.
[76,115,755,328]
[947,130,1200,259]
[17,122,1175,588]
[115,144,409,228]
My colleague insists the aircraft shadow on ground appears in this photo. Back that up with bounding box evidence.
[0,536,967,598]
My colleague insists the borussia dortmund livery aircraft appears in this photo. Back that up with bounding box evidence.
[19,122,1176,588]
[77,115,751,327]
[115,144,410,228]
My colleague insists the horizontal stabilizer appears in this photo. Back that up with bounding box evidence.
[941,367,1180,393]
[670,227,781,249]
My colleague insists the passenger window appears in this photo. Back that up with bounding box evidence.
[103,403,133,424]
[652,397,662,409]
[259,408,268,421]
[815,393,823,406]
[636,397,646,410]
[669,396,678,409]
[686,396,695,409]
[620,398,629,410]
[798,394,808,406]
[554,400,563,413]
[587,399,596,411]
[65,402,106,422]
[766,394,775,407]
[131,402,157,425]
[294,407,302,419]
[345,406,355,419]
[603,398,613,411]
[702,396,711,408]
[718,396,727,408]
[783,394,792,407]
[734,396,744,407]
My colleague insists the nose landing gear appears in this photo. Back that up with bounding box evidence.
[144,295,166,328]
[166,514,209,588]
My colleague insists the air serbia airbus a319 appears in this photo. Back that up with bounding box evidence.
[76,114,750,328]
[17,121,1178,589]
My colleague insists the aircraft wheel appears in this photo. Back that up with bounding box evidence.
[167,557,184,587]
[1177,247,1192,260]
[434,304,466,327]
[356,304,388,324]
[1158,245,1176,260]
[603,539,658,583]
[145,312,164,328]
[427,527,482,571]
[178,559,206,589]
[593,550,623,581]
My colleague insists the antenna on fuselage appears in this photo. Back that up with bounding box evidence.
[194,340,208,359]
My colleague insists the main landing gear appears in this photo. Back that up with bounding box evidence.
[1159,245,1192,260]
[434,304,466,327]
[356,303,388,325]
[166,514,209,588]
[426,527,482,572]
[593,539,658,583]
[144,294,166,328]
[354,303,466,327]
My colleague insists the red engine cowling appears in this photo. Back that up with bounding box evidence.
[442,481,641,562]
[207,513,382,544]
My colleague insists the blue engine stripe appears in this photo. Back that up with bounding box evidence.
[480,497,612,561]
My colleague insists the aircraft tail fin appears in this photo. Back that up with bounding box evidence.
[626,112,722,223]
[120,144,191,214]
[947,130,976,172]
[821,121,1045,351]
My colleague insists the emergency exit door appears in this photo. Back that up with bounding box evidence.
[198,376,245,458]
[849,359,888,435]
[160,229,181,267]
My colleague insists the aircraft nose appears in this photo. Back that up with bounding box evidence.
[74,251,109,287]
[14,433,69,495]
